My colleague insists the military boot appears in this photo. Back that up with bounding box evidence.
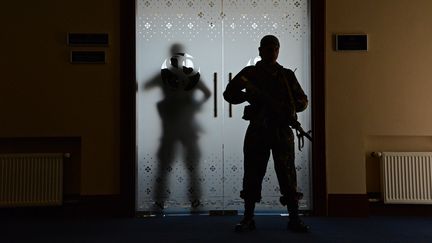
[286,198,310,233]
[287,218,310,233]
[234,218,256,232]
[235,200,256,232]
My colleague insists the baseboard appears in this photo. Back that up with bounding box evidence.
[328,194,369,217]
[209,210,238,216]
[63,194,124,217]
[369,202,432,216]
[0,194,124,218]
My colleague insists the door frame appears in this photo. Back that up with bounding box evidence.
[120,0,326,217]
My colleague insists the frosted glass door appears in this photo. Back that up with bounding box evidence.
[222,0,312,211]
[136,0,312,213]
[136,0,224,212]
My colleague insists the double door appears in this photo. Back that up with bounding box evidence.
[136,0,311,213]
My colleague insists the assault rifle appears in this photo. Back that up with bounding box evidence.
[240,75,312,151]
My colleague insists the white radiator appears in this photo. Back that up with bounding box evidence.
[0,153,63,207]
[379,152,432,204]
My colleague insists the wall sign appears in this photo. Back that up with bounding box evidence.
[67,33,109,46]
[70,51,106,64]
[335,34,368,51]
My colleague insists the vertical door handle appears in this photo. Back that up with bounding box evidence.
[213,72,217,117]
[228,73,233,118]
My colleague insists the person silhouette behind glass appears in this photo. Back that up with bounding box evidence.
[143,43,211,213]
[223,35,310,232]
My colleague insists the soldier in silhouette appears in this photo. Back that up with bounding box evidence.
[223,35,310,232]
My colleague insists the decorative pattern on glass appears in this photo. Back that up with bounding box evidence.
[136,0,311,213]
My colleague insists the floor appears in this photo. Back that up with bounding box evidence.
[2,215,431,243]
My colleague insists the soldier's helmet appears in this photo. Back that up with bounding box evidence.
[260,35,280,47]
[161,53,200,91]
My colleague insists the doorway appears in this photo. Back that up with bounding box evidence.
[135,0,312,214]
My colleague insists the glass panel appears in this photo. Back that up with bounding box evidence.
[136,0,224,213]
[136,0,312,214]
[222,0,312,212]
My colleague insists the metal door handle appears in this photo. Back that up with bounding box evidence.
[213,72,217,117]
[228,73,233,118]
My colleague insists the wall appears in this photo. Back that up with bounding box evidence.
[0,1,120,195]
[326,0,432,195]
[2,0,431,207]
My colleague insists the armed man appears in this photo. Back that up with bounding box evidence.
[223,35,310,233]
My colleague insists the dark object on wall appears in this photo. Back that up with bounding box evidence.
[67,33,109,46]
[70,51,106,64]
[335,34,368,51]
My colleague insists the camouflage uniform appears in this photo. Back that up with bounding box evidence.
[223,60,308,214]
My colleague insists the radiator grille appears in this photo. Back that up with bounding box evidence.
[381,152,432,204]
[0,153,63,207]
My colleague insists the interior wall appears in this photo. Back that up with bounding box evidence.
[326,0,432,194]
[0,1,120,195]
[3,0,431,201]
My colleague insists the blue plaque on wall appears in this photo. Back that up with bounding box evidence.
[70,51,106,64]
[336,34,368,51]
[68,33,109,46]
